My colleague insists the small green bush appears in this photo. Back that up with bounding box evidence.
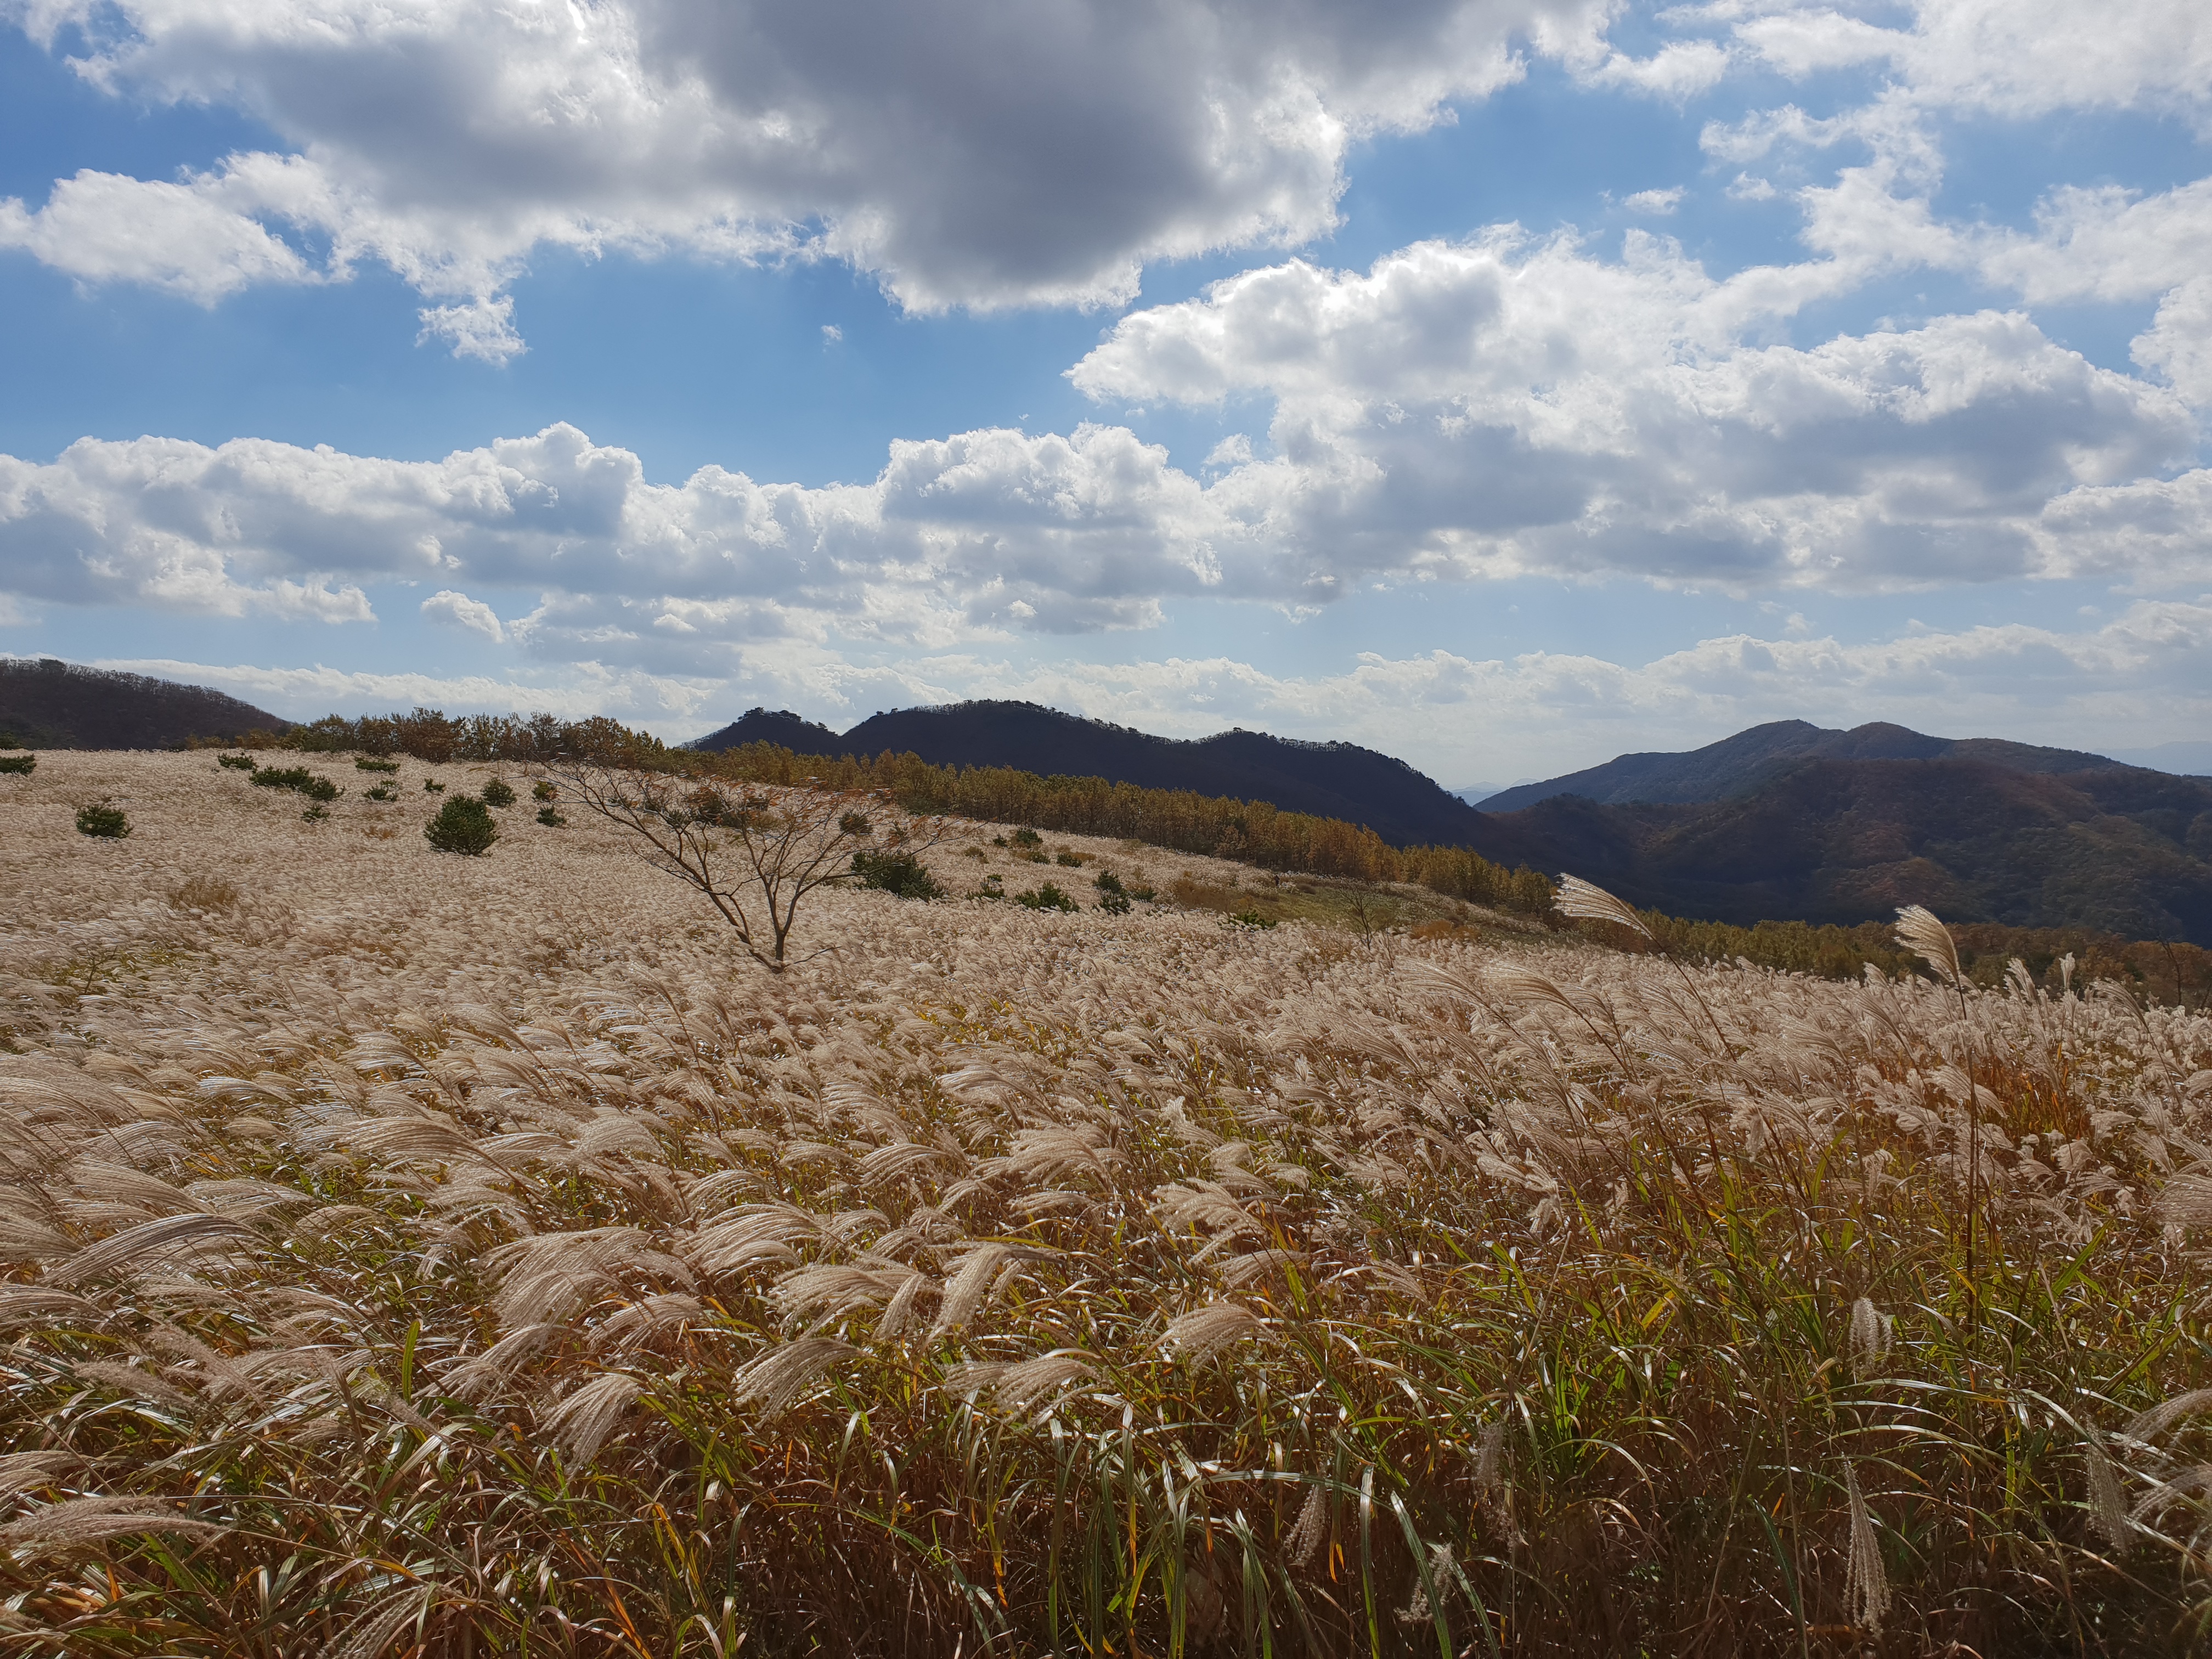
[1016,882,1077,912]
[301,802,331,823]
[426,795,499,855]
[1097,888,1133,916]
[839,810,873,837]
[75,803,130,839]
[424,779,445,793]
[217,753,256,771]
[364,783,398,803]
[480,778,517,809]
[251,766,340,803]
[532,780,557,802]
[1054,850,1084,867]
[852,849,945,900]
[355,758,399,774]
[0,754,34,776]
[536,806,567,827]
[1009,828,1042,848]
[975,873,1006,900]
[1228,908,1278,929]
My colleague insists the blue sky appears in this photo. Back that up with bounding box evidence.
[3,1,2209,788]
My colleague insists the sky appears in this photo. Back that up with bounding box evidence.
[2,0,2209,791]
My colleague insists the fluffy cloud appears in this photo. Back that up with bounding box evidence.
[1070,234,2203,591]
[0,420,1239,645]
[420,589,505,641]
[1730,0,2212,127]
[4,222,2208,654]
[3,0,1620,330]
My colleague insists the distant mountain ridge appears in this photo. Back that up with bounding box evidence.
[1502,754,2212,944]
[0,658,289,749]
[1478,719,2140,812]
[693,701,1500,850]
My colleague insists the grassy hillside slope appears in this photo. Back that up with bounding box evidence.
[1,751,2209,1654]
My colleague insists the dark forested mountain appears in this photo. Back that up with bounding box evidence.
[1493,756,2212,943]
[692,700,1496,848]
[0,659,288,749]
[1479,719,2137,812]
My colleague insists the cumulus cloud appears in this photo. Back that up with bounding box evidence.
[3,0,1627,332]
[0,164,319,301]
[420,589,505,641]
[1070,234,2202,591]
[1728,0,2212,127]
[4,219,2209,658]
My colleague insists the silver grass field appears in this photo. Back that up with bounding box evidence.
[2,751,2210,1656]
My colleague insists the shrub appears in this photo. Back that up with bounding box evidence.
[364,783,398,803]
[354,758,399,774]
[1228,907,1278,929]
[1127,882,1156,904]
[535,806,567,827]
[1097,888,1133,916]
[1016,882,1077,912]
[301,802,331,823]
[838,810,873,837]
[1009,827,1042,848]
[1054,850,1084,867]
[424,779,445,793]
[425,795,498,855]
[480,778,517,809]
[75,803,129,838]
[976,873,1006,899]
[251,766,341,803]
[851,849,945,900]
[1094,870,1125,895]
[0,754,33,775]
[217,753,256,771]
[532,780,557,802]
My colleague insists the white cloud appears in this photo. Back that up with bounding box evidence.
[420,589,505,641]
[1577,40,1733,99]
[5,0,1625,331]
[1621,187,1684,215]
[417,296,525,365]
[1070,234,2201,591]
[89,594,2212,780]
[1731,1,2212,127]
[89,657,718,728]
[3,229,2206,654]
[0,164,318,301]
[2134,276,2212,406]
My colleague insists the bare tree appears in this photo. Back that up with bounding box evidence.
[547,765,942,973]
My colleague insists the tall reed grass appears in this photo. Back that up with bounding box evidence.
[1,752,2208,1655]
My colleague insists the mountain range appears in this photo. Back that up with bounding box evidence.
[1474,719,2147,812]
[14,661,2209,945]
[693,702,1493,848]
[699,702,2212,943]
